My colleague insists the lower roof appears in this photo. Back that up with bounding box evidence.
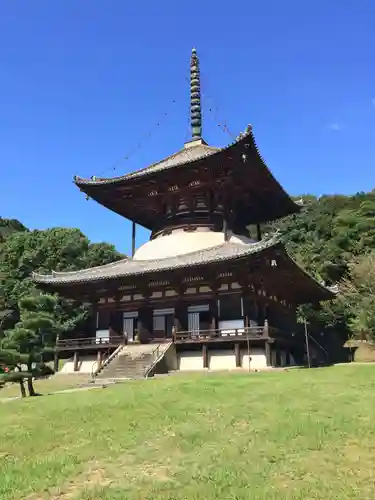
[32,236,334,304]
[33,237,277,285]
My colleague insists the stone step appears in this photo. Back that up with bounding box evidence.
[96,350,155,380]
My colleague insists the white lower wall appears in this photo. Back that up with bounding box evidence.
[164,344,178,371]
[208,350,236,370]
[178,351,204,371]
[178,348,269,371]
[59,356,97,374]
[241,348,268,370]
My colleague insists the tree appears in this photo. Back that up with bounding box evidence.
[0,349,29,397]
[337,252,375,342]
[254,192,375,340]
[0,225,124,340]
[1,294,62,397]
[0,217,27,243]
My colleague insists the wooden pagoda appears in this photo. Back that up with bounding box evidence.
[33,48,333,372]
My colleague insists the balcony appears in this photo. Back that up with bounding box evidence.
[174,326,265,343]
[56,335,126,351]
[56,326,270,351]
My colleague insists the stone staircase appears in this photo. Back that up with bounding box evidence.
[95,343,165,381]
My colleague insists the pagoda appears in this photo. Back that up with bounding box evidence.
[33,49,333,372]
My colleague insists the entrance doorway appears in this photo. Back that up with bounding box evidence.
[153,308,175,338]
[123,312,138,342]
[187,304,210,334]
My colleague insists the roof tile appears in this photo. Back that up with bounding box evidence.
[33,237,278,285]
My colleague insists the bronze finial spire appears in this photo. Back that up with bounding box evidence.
[190,47,202,139]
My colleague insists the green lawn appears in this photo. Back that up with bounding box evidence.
[0,374,92,399]
[1,366,375,500]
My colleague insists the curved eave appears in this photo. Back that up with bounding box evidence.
[282,255,335,303]
[33,237,280,286]
[74,143,223,186]
[33,237,332,304]
[74,127,300,227]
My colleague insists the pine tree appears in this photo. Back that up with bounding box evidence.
[1,294,59,397]
[0,349,29,397]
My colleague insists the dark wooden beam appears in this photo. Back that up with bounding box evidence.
[97,350,103,371]
[132,221,136,257]
[223,215,229,241]
[53,352,59,373]
[265,341,272,366]
[235,343,241,367]
[73,351,79,372]
[256,223,262,241]
[202,344,208,368]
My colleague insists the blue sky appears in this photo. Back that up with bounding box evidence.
[0,1,374,255]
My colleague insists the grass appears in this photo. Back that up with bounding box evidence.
[0,374,91,399]
[1,365,375,499]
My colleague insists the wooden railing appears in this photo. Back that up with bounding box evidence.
[57,326,268,349]
[174,326,265,342]
[57,336,126,349]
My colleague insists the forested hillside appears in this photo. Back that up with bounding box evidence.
[256,190,375,341]
[267,191,375,285]
[0,218,124,332]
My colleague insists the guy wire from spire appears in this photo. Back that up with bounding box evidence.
[184,71,234,141]
[199,66,234,139]
[87,97,178,180]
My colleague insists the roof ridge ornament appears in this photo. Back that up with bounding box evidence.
[190,47,202,140]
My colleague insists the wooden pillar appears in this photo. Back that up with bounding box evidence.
[235,343,241,367]
[285,350,290,367]
[242,292,255,328]
[265,341,272,367]
[109,310,123,336]
[174,301,188,332]
[256,298,266,326]
[97,350,103,371]
[91,301,99,341]
[73,351,79,372]
[138,305,153,343]
[202,344,208,368]
[264,318,269,338]
[210,294,218,333]
[132,221,136,257]
[54,332,60,373]
[222,202,231,242]
[254,299,259,326]
[53,352,59,373]
[223,216,229,241]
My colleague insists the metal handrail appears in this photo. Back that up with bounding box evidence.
[90,347,111,379]
[307,333,329,359]
[91,360,99,379]
[91,344,125,380]
[144,342,172,379]
[144,344,161,379]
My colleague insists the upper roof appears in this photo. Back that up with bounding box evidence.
[75,138,219,187]
[32,235,333,304]
[74,127,301,228]
[72,49,300,229]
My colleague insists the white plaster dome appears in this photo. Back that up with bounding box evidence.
[133,228,256,261]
